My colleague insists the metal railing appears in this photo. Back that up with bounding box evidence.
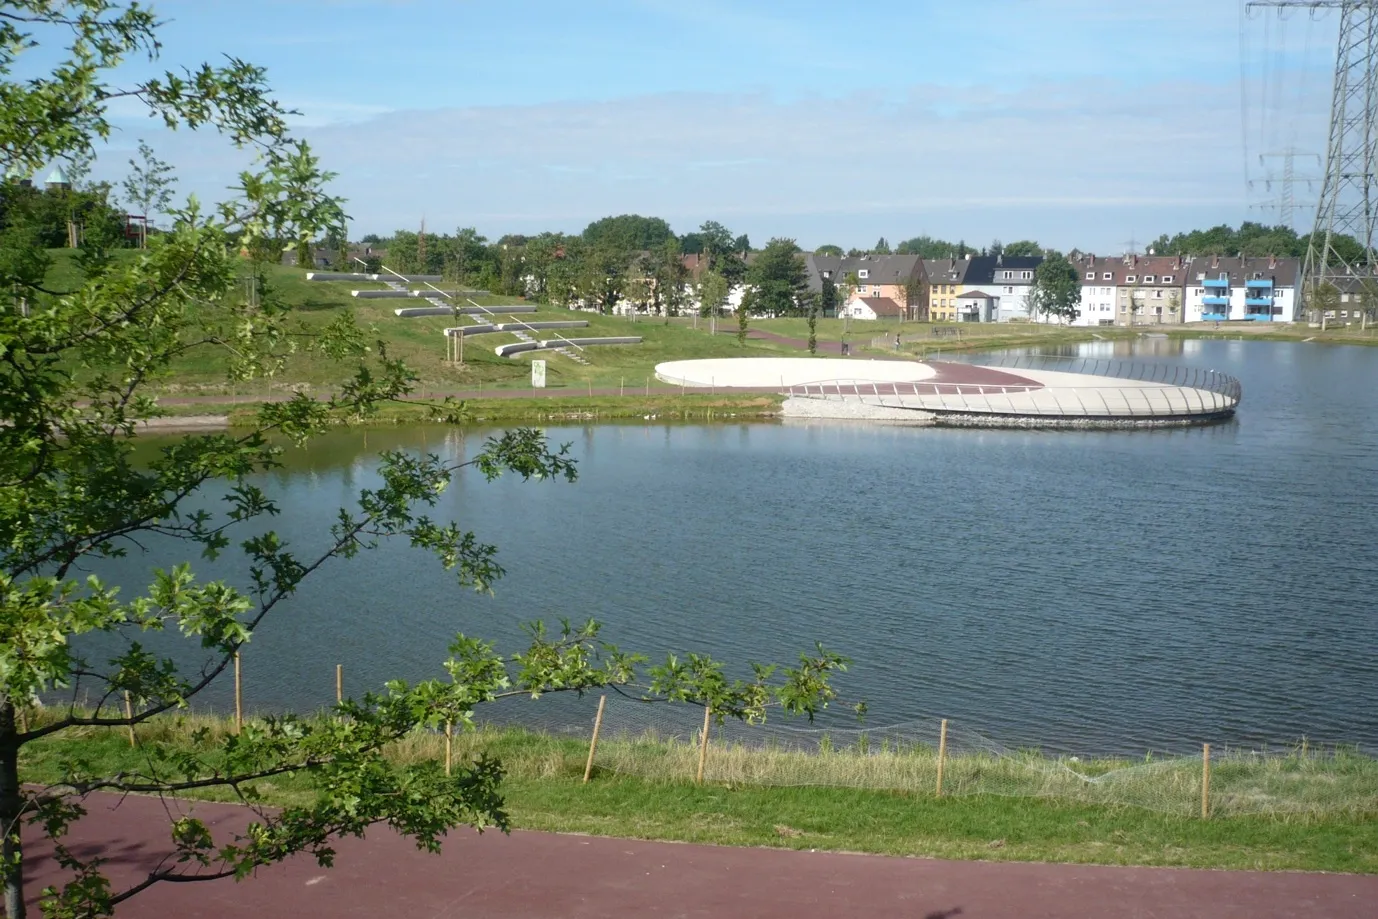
[952,353,1244,405]
[785,372,1241,420]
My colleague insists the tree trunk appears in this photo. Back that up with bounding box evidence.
[0,700,24,919]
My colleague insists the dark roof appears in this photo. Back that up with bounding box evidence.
[1074,254,1192,287]
[956,290,993,300]
[805,254,923,291]
[1179,255,1301,287]
[923,257,973,285]
[855,296,903,316]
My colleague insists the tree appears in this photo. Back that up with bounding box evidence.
[815,244,843,257]
[892,274,925,322]
[581,214,674,252]
[820,275,838,318]
[577,243,631,314]
[873,237,891,255]
[1027,253,1083,325]
[895,235,959,258]
[805,291,820,354]
[1003,239,1043,258]
[697,220,744,283]
[121,139,176,247]
[0,6,854,917]
[696,268,729,329]
[646,237,688,321]
[986,239,1004,258]
[743,238,808,319]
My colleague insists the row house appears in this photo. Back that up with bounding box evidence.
[1071,253,1301,326]
[960,255,1044,322]
[804,254,928,318]
[1075,254,1187,326]
[1180,255,1300,323]
[923,256,973,322]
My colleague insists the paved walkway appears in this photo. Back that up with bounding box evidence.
[21,794,1378,918]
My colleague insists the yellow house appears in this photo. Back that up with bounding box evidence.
[925,257,972,322]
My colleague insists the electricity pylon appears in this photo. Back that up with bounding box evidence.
[1256,147,1323,228]
[1248,2,1378,317]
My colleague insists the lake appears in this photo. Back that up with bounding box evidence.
[84,339,1378,755]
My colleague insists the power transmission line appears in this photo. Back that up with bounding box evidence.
[1248,1,1378,315]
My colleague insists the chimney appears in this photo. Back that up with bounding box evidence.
[1269,254,1276,270]
[1211,255,1219,269]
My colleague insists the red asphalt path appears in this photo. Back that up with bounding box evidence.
[21,793,1378,918]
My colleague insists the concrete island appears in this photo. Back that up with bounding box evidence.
[654,357,1241,427]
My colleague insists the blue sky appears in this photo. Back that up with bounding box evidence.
[61,0,1342,251]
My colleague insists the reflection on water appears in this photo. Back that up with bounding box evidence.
[84,340,1378,755]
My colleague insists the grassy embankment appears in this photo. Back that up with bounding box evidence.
[44,250,1378,424]
[19,710,1378,873]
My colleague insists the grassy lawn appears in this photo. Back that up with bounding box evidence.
[19,713,1378,874]
[40,249,1378,409]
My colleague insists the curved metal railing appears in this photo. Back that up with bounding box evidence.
[952,353,1244,404]
[784,361,1243,420]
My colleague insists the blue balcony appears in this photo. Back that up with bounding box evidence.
[1202,312,1229,322]
[1245,296,1273,307]
[1202,295,1230,306]
[1203,278,1230,289]
[1245,279,1273,289]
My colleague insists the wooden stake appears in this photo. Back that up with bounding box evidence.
[1201,743,1211,819]
[696,706,712,785]
[124,691,136,748]
[234,651,243,735]
[17,706,28,735]
[336,663,343,705]
[445,721,453,777]
[583,694,607,784]
[935,718,949,797]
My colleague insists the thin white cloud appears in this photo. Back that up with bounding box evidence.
[86,73,1330,250]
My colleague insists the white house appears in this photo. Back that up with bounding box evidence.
[843,296,904,321]
[1181,255,1301,323]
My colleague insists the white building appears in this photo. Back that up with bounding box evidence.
[1181,255,1301,323]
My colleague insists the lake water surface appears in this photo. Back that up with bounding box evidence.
[91,339,1378,754]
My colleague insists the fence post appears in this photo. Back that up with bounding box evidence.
[123,691,136,748]
[445,721,453,777]
[583,694,607,784]
[645,377,649,396]
[620,377,624,397]
[234,651,243,735]
[935,718,949,797]
[696,706,712,785]
[1201,743,1212,819]
[336,663,343,706]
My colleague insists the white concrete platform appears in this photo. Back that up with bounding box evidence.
[656,358,936,388]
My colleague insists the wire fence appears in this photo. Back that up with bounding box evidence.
[495,694,1378,820]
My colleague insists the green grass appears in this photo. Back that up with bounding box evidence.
[18,712,1378,873]
[40,249,1378,413]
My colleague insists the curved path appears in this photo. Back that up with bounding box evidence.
[21,793,1377,918]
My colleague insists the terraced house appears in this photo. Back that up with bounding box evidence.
[923,256,973,322]
[1180,255,1301,323]
[1075,254,1187,326]
[804,254,928,319]
[958,255,1044,322]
